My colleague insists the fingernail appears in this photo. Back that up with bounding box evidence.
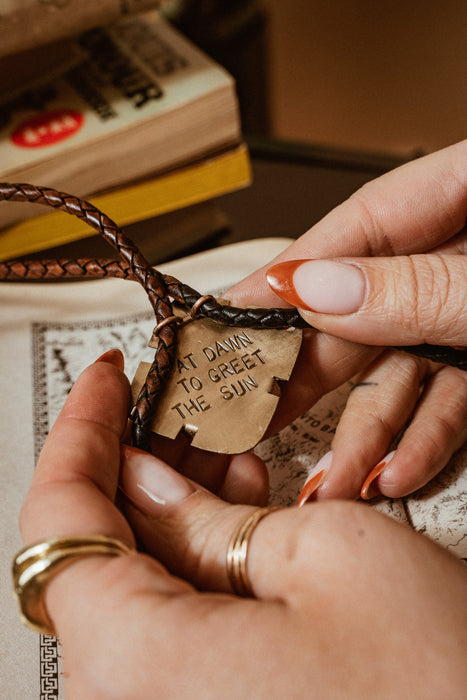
[267,260,365,314]
[95,348,124,370]
[360,451,396,500]
[297,451,333,506]
[119,445,195,516]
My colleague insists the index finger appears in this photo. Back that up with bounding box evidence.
[19,349,134,547]
[227,139,467,308]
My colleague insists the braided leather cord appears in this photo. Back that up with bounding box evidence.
[0,183,179,451]
[0,182,465,451]
[1,256,466,371]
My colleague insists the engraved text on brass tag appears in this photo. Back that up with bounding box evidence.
[131,316,302,454]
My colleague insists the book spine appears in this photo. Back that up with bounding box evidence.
[0,0,165,58]
[0,145,251,260]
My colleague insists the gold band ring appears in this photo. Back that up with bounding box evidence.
[12,535,134,637]
[226,507,280,597]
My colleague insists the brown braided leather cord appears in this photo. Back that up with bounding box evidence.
[0,255,306,325]
[0,183,179,451]
[3,255,465,369]
[0,182,466,450]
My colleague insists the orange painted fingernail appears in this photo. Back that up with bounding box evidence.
[361,450,396,500]
[297,469,326,506]
[95,348,124,370]
[266,260,307,308]
[297,451,333,506]
[360,462,386,500]
[267,259,365,314]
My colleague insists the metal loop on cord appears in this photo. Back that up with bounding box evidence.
[151,314,184,338]
[151,295,214,341]
[187,294,215,319]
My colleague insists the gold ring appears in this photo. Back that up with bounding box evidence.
[226,507,280,597]
[12,535,134,637]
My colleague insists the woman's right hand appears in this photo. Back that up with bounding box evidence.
[227,140,467,502]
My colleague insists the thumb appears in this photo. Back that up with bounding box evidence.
[267,255,467,347]
[119,445,297,599]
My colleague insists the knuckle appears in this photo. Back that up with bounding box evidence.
[349,187,396,256]
[413,255,467,340]
[418,255,448,327]
[375,254,467,342]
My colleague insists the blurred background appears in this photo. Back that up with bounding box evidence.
[3,0,465,261]
[168,0,467,157]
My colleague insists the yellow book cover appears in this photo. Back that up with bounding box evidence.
[0,144,251,260]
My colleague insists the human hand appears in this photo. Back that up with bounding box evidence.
[18,352,467,699]
[227,140,467,502]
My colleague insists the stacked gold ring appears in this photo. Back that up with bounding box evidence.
[226,507,280,597]
[12,535,134,636]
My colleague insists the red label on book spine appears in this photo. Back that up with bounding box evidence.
[11,110,84,148]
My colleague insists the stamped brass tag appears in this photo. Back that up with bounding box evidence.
[131,314,302,454]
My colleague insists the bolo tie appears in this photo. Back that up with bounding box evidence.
[0,183,465,454]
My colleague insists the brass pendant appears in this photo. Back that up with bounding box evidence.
[131,312,302,454]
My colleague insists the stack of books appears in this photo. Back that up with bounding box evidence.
[0,8,251,259]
